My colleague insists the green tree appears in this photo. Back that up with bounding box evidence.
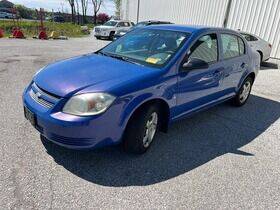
[15,4,36,19]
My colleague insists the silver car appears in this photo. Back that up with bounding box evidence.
[93,20,133,40]
[240,32,272,63]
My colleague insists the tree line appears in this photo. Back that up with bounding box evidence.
[66,0,121,24]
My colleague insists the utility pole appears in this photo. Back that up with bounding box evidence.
[223,0,232,28]
[136,0,140,23]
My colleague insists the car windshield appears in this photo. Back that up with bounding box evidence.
[103,21,118,26]
[100,29,190,67]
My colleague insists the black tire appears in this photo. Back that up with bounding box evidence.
[95,36,101,40]
[232,77,253,106]
[123,105,160,154]
[109,31,115,40]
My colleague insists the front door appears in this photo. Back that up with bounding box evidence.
[175,33,225,117]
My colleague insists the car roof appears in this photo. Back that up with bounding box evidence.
[146,24,237,34]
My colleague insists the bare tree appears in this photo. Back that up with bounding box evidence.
[75,0,80,24]
[66,0,76,23]
[92,0,103,24]
[81,0,89,24]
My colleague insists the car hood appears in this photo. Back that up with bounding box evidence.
[34,54,156,97]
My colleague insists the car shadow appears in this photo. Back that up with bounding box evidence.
[42,95,280,187]
[260,61,278,70]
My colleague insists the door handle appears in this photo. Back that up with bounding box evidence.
[213,70,223,76]
[214,70,221,74]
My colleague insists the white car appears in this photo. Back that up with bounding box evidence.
[240,32,272,63]
[93,20,133,40]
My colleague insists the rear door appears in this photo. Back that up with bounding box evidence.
[176,33,225,116]
[220,33,249,94]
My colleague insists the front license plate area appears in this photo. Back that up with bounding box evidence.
[24,106,36,126]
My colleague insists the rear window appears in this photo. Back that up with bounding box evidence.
[241,33,258,41]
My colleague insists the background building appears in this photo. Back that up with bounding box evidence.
[121,0,280,60]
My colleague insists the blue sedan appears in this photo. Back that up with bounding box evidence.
[23,25,260,154]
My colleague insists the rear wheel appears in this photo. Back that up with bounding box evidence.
[232,77,253,106]
[123,105,159,154]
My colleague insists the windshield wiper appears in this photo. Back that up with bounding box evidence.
[98,52,141,65]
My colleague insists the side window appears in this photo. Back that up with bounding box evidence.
[238,37,245,55]
[118,22,125,27]
[251,35,258,41]
[221,34,239,59]
[241,33,258,42]
[124,22,130,27]
[189,34,218,63]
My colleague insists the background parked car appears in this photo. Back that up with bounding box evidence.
[93,20,134,40]
[114,20,173,40]
[240,31,272,63]
[53,16,65,23]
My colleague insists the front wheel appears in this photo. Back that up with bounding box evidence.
[123,105,159,154]
[109,31,115,40]
[232,77,253,106]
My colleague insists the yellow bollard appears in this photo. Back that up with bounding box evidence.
[50,31,59,39]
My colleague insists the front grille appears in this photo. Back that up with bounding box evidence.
[29,83,61,109]
[95,28,101,33]
[30,89,53,108]
[32,83,60,101]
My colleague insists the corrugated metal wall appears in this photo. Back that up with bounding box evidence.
[122,0,229,26]
[121,0,138,21]
[121,0,280,59]
[227,0,280,59]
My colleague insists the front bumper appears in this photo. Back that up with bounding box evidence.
[94,30,110,38]
[23,84,124,149]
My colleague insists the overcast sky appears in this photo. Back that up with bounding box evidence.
[10,0,116,16]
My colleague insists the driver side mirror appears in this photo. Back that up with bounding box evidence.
[181,58,209,71]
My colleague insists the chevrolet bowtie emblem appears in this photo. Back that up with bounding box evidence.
[35,92,42,99]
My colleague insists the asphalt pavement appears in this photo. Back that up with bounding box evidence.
[0,37,280,209]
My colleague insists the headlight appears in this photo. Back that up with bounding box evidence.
[63,93,115,116]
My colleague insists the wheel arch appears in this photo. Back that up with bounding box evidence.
[257,50,263,62]
[247,72,256,83]
[122,97,171,134]
[237,71,256,91]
